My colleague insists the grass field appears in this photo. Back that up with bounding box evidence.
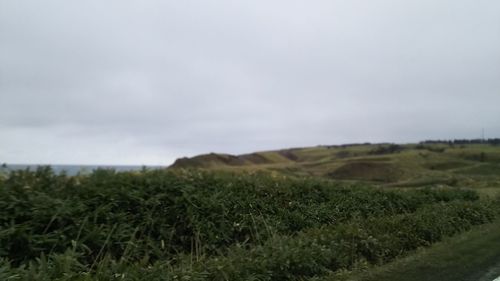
[171,143,500,190]
[1,142,500,280]
[343,219,500,281]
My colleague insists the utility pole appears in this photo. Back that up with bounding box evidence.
[481,128,485,143]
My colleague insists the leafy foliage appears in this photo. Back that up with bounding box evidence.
[0,167,497,280]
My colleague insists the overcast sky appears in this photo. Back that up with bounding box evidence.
[1,1,499,165]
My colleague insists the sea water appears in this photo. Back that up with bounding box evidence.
[0,164,166,176]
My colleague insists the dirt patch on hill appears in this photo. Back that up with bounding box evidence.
[328,162,404,182]
[240,153,272,165]
[171,152,274,168]
[278,150,299,161]
[171,153,245,168]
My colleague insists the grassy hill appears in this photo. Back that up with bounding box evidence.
[1,141,500,280]
[170,142,500,190]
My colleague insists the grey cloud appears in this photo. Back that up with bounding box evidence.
[1,0,500,164]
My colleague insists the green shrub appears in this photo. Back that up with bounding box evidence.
[0,168,495,280]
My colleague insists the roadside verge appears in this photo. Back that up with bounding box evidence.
[345,219,500,281]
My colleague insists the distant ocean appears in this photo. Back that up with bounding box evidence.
[0,164,167,176]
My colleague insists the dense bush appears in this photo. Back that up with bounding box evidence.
[159,200,496,281]
[0,167,496,280]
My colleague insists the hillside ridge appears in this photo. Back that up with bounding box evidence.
[169,141,500,188]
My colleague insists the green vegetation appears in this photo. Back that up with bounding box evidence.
[0,167,499,280]
[171,142,500,191]
[344,219,500,281]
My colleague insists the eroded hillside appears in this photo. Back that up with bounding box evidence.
[170,143,500,188]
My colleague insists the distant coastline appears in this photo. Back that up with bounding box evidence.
[0,164,166,176]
